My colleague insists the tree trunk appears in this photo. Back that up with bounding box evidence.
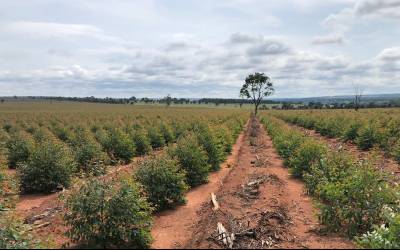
[254,104,259,115]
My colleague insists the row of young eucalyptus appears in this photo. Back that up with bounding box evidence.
[260,114,400,249]
[270,109,400,164]
[62,116,246,248]
[0,111,243,194]
[0,110,246,248]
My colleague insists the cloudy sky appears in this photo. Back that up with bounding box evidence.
[0,0,399,98]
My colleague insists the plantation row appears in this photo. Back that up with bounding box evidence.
[269,109,400,163]
[0,109,247,248]
[0,110,245,194]
[63,118,246,248]
[260,114,400,249]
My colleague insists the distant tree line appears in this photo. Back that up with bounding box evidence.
[198,98,278,106]
[269,100,400,110]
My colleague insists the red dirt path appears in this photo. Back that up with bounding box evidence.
[152,117,354,249]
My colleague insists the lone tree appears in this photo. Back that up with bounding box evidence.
[240,72,274,115]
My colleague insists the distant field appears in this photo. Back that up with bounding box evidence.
[0,100,258,113]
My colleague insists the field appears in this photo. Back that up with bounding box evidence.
[1,103,399,249]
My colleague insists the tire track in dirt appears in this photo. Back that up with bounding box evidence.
[184,117,354,249]
[284,121,400,182]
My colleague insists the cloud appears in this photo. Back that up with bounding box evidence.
[312,33,345,45]
[229,33,259,44]
[1,21,125,43]
[355,0,400,18]
[323,0,400,33]
[377,47,400,61]
[246,39,291,56]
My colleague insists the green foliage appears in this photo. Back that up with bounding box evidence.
[159,123,175,144]
[0,214,36,249]
[288,139,326,178]
[135,154,188,211]
[173,132,210,187]
[303,151,354,195]
[318,162,397,237]
[6,134,34,169]
[64,178,153,249]
[391,140,400,164]
[240,72,274,114]
[71,128,108,175]
[262,114,399,240]
[343,121,362,142]
[147,127,165,149]
[104,128,136,163]
[357,207,400,249]
[132,130,152,156]
[194,123,222,171]
[52,126,72,142]
[213,126,234,157]
[355,123,380,150]
[19,142,76,193]
[274,133,304,165]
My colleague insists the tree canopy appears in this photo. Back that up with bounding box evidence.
[240,72,274,114]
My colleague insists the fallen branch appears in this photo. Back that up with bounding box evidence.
[211,193,220,211]
[217,222,234,249]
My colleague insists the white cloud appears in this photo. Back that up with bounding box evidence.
[0,1,398,98]
[355,0,400,18]
[1,21,125,43]
[312,33,345,45]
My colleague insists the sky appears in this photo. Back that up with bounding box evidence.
[0,0,399,98]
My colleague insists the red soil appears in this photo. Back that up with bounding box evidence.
[153,118,354,249]
[151,121,248,249]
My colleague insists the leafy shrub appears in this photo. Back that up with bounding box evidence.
[274,132,304,164]
[135,154,188,211]
[357,207,400,249]
[104,128,136,163]
[318,163,397,236]
[32,128,54,143]
[147,127,165,149]
[288,139,326,178]
[52,126,73,142]
[171,122,186,140]
[0,214,36,249]
[194,124,222,171]
[64,178,153,248]
[6,134,34,169]
[173,133,210,187]
[2,124,12,133]
[159,123,175,144]
[303,151,354,195]
[71,128,108,175]
[19,142,76,193]
[132,130,152,156]
[355,123,380,150]
[343,121,362,142]
[392,140,400,164]
[213,126,234,156]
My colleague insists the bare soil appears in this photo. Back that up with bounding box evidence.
[151,121,248,249]
[153,117,354,249]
